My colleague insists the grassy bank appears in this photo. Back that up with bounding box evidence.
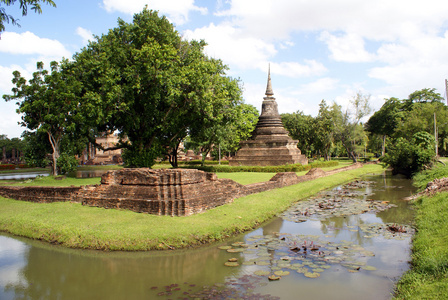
[0,164,384,251]
[394,165,448,299]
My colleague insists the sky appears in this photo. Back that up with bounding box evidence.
[1,0,448,138]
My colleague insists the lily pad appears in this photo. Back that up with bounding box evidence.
[274,271,290,276]
[227,248,244,253]
[268,275,281,281]
[254,270,270,276]
[304,272,321,278]
[224,262,239,267]
[218,245,232,250]
[361,265,377,271]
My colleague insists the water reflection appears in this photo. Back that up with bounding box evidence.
[0,172,417,300]
[0,172,49,180]
[0,236,235,299]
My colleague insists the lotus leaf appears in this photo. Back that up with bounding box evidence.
[304,272,321,278]
[274,271,290,276]
[218,246,232,250]
[254,270,270,276]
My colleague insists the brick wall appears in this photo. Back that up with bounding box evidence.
[0,163,365,216]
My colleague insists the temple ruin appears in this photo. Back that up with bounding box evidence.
[230,67,308,166]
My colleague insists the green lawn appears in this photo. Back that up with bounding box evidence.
[394,166,448,299]
[0,164,384,251]
[8,176,101,187]
[0,167,50,174]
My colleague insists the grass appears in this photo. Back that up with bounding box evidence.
[8,175,101,187]
[393,164,448,299]
[76,165,123,171]
[0,164,384,251]
[394,192,448,299]
[217,172,276,185]
[412,164,448,190]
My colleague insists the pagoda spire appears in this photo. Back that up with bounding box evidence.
[265,64,274,97]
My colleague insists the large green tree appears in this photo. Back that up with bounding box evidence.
[365,97,402,156]
[366,88,448,157]
[0,0,55,32]
[73,8,243,167]
[188,103,258,165]
[314,100,335,160]
[3,60,82,175]
[281,111,316,157]
[331,92,371,163]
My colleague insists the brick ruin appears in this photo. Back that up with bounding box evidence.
[230,67,308,166]
[75,168,245,216]
[0,164,364,216]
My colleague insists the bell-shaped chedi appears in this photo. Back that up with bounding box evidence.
[230,67,308,166]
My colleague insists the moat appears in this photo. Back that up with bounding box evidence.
[0,171,416,299]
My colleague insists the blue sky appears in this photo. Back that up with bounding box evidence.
[1,0,448,138]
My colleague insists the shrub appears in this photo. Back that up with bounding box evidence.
[56,153,79,175]
[382,132,435,178]
[122,148,160,168]
[0,164,15,170]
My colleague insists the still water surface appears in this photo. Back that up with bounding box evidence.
[0,172,416,300]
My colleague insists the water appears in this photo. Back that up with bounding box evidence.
[0,172,49,180]
[0,172,416,299]
[0,169,108,180]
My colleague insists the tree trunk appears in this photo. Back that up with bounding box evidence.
[381,135,386,157]
[341,139,357,163]
[169,142,180,168]
[47,132,60,176]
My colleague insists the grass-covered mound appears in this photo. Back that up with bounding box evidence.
[394,165,448,299]
[0,164,384,251]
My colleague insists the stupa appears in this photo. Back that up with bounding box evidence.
[230,67,308,166]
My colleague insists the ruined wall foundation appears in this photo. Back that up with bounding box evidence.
[0,163,364,216]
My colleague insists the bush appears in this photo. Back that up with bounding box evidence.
[382,132,435,178]
[56,153,79,175]
[122,148,160,168]
[0,164,15,170]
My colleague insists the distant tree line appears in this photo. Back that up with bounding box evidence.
[281,88,445,177]
[282,92,371,163]
[365,88,446,177]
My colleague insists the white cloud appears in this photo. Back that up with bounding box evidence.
[184,24,326,77]
[271,61,327,78]
[297,77,339,95]
[319,32,375,63]
[184,23,276,70]
[369,31,448,97]
[217,0,448,42]
[76,27,94,45]
[0,31,71,58]
[0,64,32,138]
[102,0,207,25]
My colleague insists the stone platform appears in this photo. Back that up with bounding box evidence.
[75,168,245,216]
